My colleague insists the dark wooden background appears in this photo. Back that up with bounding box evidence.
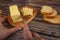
[0,0,60,40]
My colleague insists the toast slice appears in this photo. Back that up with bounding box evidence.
[41,6,54,15]
[43,15,60,24]
[43,9,57,18]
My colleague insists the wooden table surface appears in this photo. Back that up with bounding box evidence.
[0,0,60,40]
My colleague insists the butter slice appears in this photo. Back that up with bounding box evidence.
[22,7,33,16]
[9,5,23,23]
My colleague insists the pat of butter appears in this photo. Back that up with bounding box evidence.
[22,7,33,16]
[9,5,23,23]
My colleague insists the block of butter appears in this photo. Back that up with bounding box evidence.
[9,5,23,23]
[22,7,33,16]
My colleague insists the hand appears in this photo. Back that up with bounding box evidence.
[23,24,45,40]
[0,10,21,40]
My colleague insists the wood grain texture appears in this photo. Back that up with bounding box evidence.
[0,0,60,40]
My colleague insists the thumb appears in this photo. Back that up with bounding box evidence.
[23,24,33,40]
[9,27,21,33]
[32,32,45,40]
[5,27,21,37]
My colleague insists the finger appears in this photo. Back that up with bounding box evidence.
[0,10,2,15]
[0,16,6,22]
[2,16,6,20]
[32,32,45,40]
[0,10,3,18]
[23,24,33,40]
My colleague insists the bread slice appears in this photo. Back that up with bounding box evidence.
[43,15,60,24]
[43,9,57,18]
[41,6,54,15]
